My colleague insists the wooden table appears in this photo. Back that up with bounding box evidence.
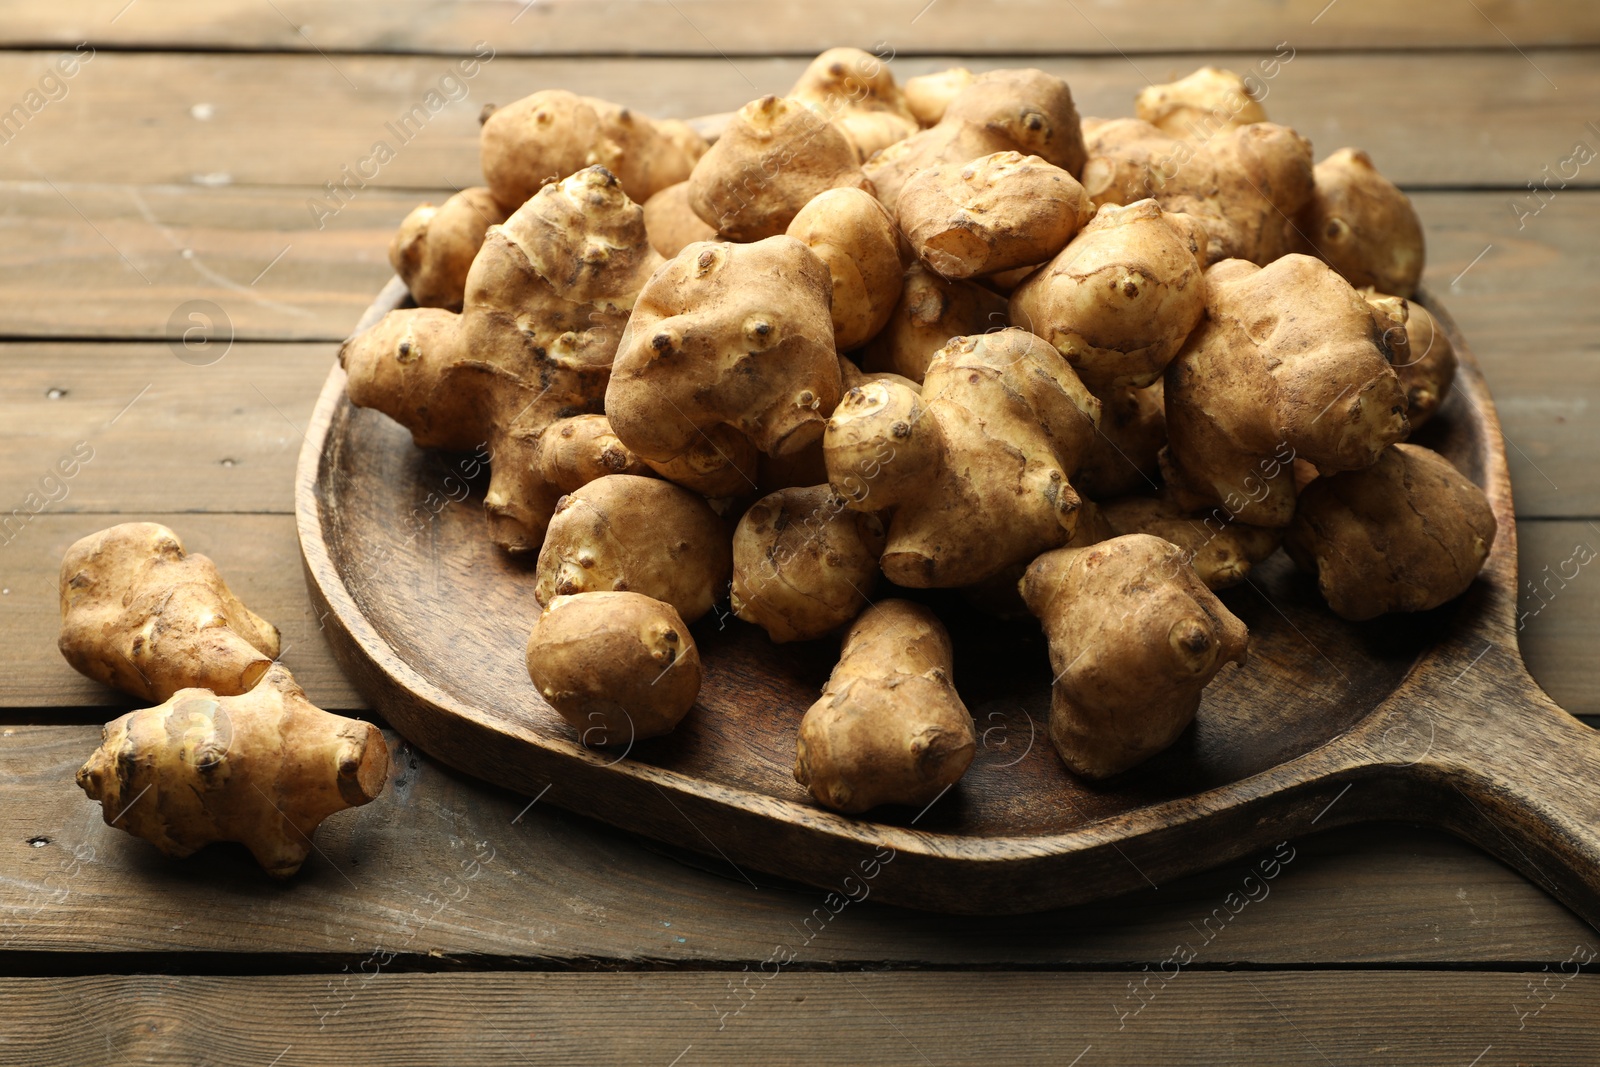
[3,3,1599,1063]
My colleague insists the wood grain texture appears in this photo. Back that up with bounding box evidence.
[2,723,1594,966]
[10,0,1599,53]
[5,971,1599,1066]
[0,514,360,711]
[0,51,1596,191]
[0,342,335,513]
[301,286,1600,917]
[0,182,405,341]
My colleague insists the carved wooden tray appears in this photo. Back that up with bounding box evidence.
[297,276,1600,920]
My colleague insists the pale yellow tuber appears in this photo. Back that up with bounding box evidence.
[685,95,873,241]
[904,67,975,127]
[1135,67,1267,141]
[786,187,904,350]
[789,47,919,161]
[642,181,718,259]
[1304,148,1425,298]
[606,237,843,481]
[1161,255,1408,527]
[858,262,1009,383]
[1009,199,1207,390]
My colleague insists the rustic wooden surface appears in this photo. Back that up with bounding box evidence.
[3,2,1599,1062]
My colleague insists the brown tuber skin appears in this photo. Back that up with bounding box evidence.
[1134,67,1267,141]
[898,151,1094,279]
[1100,492,1283,590]
[642,181,718,259]
[526,591,701,745]
[537,414,651,493]
[859,262,1009,382]
[686,95,873,241]
[1080,119,1314,265]
[788,47,919,161]
[825,328,1100,587]
[76,664,388,878]
[59,522,281,703]
[1161,255,1409,527]
[389,187,507,311]
[904,67,975,127]
[730,485,886,643]
[865,68,1087,211]
[1305,148,1425,299]
[534,475,732,624]
[1286,444,1496,621]
[606,237,843,481]
[480,89,705,212]
[794,600,976,813]
[786,187,904,350]
[1009,199,1207,391]
[1393,298,1456,430]
[342,166,663,552]
[1021,534,1249,778]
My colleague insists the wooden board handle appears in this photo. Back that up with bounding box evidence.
[1416,662,1600,929]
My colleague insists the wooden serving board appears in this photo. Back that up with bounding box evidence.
[297,276,1600,919]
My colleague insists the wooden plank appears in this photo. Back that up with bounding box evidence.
[0,343,334,514]
[8,0,1599,54]
[0,515,361,710]
[2,723,1595,965]
[0,51,1595,191]
[0,183,404,342]
[1519,520,1600,718]
[1417,193,1600,521]
[3,971,1598,1065]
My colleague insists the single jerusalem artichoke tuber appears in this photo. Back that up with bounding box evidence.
[1009,199,1207,391]
[897,151,1094,279]
[1304,148,1425,299]
[341,166,663,552]
[686,95,873,241]
[480,89,705,212]
[858,262,1009,383]
[526,591,701,745]
[1021,533,1249,778]
[59,522,280,703]
[1285,443,1496,621]
[730,485,886,643]
[388,187,507,311]
[903,67,975,127]
[1161,254,1409,527]
[605,237,843,480]
[788,47,919,161]
[642,181,719,259]
[794,600,976,813]
[786,187,904,350]
[825,328,1100,587]
[1134,67,1267,141]
[534,475,732,624]
[1100,492,1283,590]
[76,664,388,878]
